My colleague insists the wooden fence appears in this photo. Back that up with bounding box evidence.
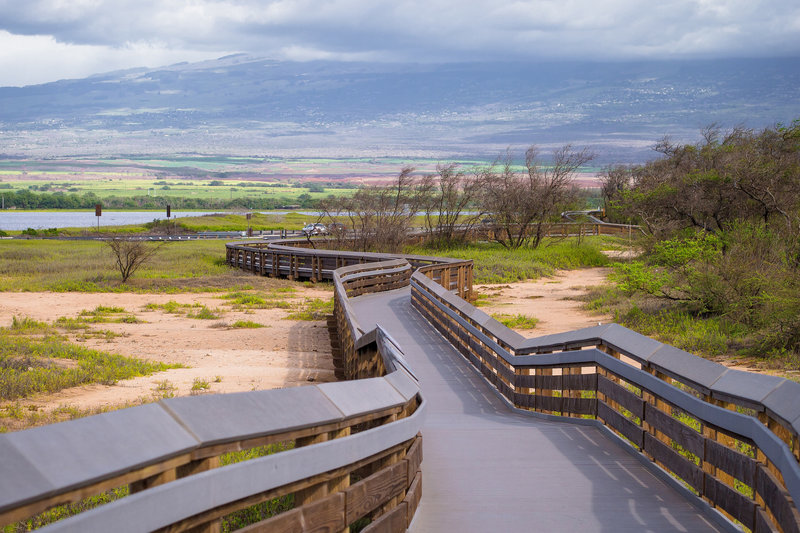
[410,272,800,533]
[0,260,426,532]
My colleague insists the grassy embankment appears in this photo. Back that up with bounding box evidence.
[0,239,332,427]
[1,212,316,237]
[408,238,613,330]
[579,252,800,376]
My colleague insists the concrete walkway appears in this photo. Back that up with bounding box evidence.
[350,288,726,532]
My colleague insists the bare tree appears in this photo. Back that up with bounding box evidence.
[105,238,163,283]
[319,167,427,253]
[421,163,484,247]
[479,145,594,249]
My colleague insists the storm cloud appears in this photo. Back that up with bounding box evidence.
[1,0,799,86]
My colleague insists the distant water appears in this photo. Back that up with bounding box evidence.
[0,210,322,231]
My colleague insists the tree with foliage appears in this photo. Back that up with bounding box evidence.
[609,121,800,353]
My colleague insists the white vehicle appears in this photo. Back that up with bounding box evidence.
[302,223,328,236]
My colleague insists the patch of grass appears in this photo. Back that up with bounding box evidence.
[190,378,211,394]
[286,298,334,321]
[9,316,54,335]
[230,320,265,329]
[0,239,289,293]
[406,238,610,284]
[491,313,539,330]
[187,306,221,320]
[152,380,177,400]
[0,326,179,401]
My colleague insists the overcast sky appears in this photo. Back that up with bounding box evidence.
[1,0,799,87]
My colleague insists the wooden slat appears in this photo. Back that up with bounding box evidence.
[562,397,596,416]
[345,462,407,524]
[643,433,703,492]
[535,373,562,391]
[361,501,408,533]
[243,492,345,533]
[756,463,800,533]
[643,403,704,458]
[754,506,780,533]
[598,400,644,449]
[704,473,755,529]
[563,373,597,391]
[598,375,644,420]
[405,471,422,525]
[705,438,756,487]
[536,395,562,413]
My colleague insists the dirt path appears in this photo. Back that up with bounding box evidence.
[0,287,335,414]
[475,267,611,336]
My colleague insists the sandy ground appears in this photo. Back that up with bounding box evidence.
[0,287,336,412]
[475,267,611,336]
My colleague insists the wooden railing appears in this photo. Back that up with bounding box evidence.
[0,260,425,532]
[410,272,800,532]
[226,238,473,301]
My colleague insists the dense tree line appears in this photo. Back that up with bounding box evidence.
[602,121,800,352]
[0,190,320,210]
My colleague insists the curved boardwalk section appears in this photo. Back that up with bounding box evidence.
[1,237,799,533]
[351,287,725,532]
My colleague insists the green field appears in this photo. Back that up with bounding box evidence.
[0,177,354,202]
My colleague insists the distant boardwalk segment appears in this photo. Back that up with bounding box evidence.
[0,235,798,532]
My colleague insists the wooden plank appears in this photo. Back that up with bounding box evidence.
[562,372,597,391]
[705,438,756,487]
[345,462,407,524]
[756,463,800,533]
[405,471,422,525]
[754,506,780,533]
[704,473,755,529]
[535,395,562,413]
[405,436,422,482]
[643,433,703,492]
[598,400,644,449]
[535,373,562,391]
[361,501,407,533]
[515,373,536,389]
[643,403,704,458]
[598,375,644,420]
[562,397,596,416]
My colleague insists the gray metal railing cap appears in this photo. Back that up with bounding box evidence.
[513,347,605,367]
[354,328,378,350]
[597,324,664,363]
[760,380,800,435]
[647,344,729,392]
[709,370,786,411]
[0,404,198,499]
[160,387,345,447]
[316,377,406,419]
[383,367,421,402]
[0,439,54,512]
[412,272,449,298]
[517,324,613,353]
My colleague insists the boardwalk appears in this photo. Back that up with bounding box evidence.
[351,287,727,532]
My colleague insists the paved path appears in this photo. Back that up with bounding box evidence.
[351,288,726,532]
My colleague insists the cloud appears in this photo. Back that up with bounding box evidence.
[1,0,799,86]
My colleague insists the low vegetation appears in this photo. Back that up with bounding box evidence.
[598,122,800,371]
[491,313,539,330]
[0,239,290,293]
[0,317,177,402]
[407,239,610,284]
